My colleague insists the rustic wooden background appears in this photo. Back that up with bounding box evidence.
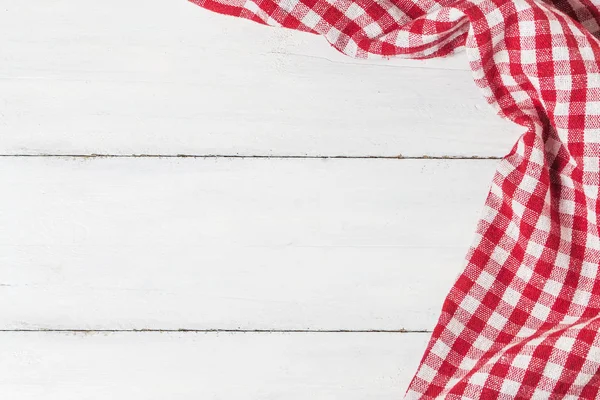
[0,0,523,398]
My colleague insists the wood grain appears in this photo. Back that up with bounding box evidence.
[0,156,495,331]
[0,331,429,399]
[0,0,521,157]
[0,1,512,396]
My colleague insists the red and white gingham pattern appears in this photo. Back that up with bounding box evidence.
[191,0,600,398]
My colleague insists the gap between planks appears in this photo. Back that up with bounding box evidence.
[0,329,432,333]
[0,154,502,160]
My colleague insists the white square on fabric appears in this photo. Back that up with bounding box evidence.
[417,364,438,382]
[490,182,504,200]
[492,245,511,265]
[513,353,532,368]
[468,371,489,387]
[554,75,573,91]
[587,232,600,251]
[584,156,600,173]
[461,295,481,314]
[554,336,576,352]
[536,215,552,232]
[476,270,496,290]
[554,252,570,270]
[326,27,343,44]
[554,101,570,117]
[574,369,597,386]
[518,21,537,37]
[447,319,467,338]
[528,75,540,91]
[552,45,571,61]
[517,325,536,337]
[517,95,537,112]
[511,198,526,218]
[494,49,510,64]
[559,199,576,215]
[386,2,408,23]
[587,73,600,90]
[473,334,494,350]
[513,0,530,12]
[531,388,553,398]
[584,129,600,145]
[542,279,562,297]
[526,240,545,259]
[363,22,383,37]
[516,265,534,282]
[459,356,479,371]
[520,49,537,64]
[502,287,521,307]
[584,185,599,200]
[585,101,600,116]
[572,289,592,306]
[279,0,298,12]
[344,3,365,20]
[580,263,598,280]
[506,221,521,242]
[543,361,565,381]
[581,46,596,62]
[486,8,504,29]
[302,9,322,30]
[488,311,508,331]
[521,173,540,191]
[530,145,545,164]
[425,7,441,22]
[431,340,452,359]
[447,8,463,22]
[531,302,552,321]
[394,29,411,47]
[500,378,522,397]
[559,174,575,189]
[549,19,565,35]
[560,225,573,241]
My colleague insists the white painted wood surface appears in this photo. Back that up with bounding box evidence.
[0,0,521,157]
[0,0,517,397]
[0,332,428,399]
[0,157,495,331]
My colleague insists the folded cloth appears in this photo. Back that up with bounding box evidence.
[190,0,600,398]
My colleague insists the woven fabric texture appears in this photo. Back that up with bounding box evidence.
[190,0,600,398]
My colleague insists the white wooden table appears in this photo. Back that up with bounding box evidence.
[0,0,522,398]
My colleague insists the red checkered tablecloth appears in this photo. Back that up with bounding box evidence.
[191,0,600,398]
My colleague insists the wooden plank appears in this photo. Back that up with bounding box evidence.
[0,157,494,331]
[0,0,520,157]
[0,331,429,399]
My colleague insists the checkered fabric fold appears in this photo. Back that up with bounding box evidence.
[191,0,600,398]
